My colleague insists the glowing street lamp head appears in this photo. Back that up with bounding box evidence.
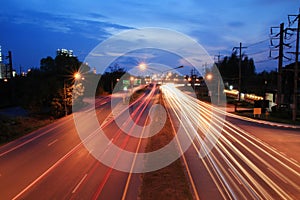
[138,63,147,71]
[206,73,213,80]
[74,72,81,80]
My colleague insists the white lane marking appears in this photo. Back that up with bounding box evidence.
[12,141,83,200]
[72,173,88,194]
[47,139,58,147]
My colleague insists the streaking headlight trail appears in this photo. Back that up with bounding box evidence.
[72,28,227,173]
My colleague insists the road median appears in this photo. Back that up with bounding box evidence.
[139,92,193,200]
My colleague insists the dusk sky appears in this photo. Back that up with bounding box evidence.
[0,0,299,74]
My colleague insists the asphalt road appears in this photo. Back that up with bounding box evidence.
[161,84,300,200]
[1,84,300,199]
[0,85,157,200]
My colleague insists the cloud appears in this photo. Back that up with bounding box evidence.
[0,9,133,40]
[2,0,299,73]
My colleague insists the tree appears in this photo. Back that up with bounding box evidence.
[40,56,55,72]
[218,52,256,93]
[73,82,85,105]
[17,52,90,117]
[99,64,126,93]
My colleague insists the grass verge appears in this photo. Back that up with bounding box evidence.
[232,107,300,126]
[0,114,54,145]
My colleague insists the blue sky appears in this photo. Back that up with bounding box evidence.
[0,0,299,74]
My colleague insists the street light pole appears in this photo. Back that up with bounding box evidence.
[64,80,67,116]
[161,65,184,73]
[140,65,183,85]
[161,65,184,85]
[206,73,220,105]
[64,72,82,117]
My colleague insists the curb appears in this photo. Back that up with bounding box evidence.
[225,111,300,129]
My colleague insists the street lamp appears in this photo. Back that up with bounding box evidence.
[206,73,213,81]
[206,73,221,105]
[161,65,184,73]
[161,66,184,84]
[64,72,83,116]
[138,63,147,71]
[138,63,183,74]
[74,72,82,80]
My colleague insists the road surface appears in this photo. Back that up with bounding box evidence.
[161,84,300,199]
[0,85,158,199]
[0,83,299,199]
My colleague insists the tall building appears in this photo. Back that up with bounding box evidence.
[0,47,13,79]
[0,45,2,63]
[56,48,75,57]
[0,63,7,79]
[0,46,6,79]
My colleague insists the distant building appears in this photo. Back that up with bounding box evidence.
[0,47,14,80]
[0,45,2,63]
[0,63,7,79]
[0,64,15,79]
[0,46,8,79]
[56,48,75,57]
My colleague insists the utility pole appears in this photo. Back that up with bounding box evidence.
[238,43,242,102]
[233,43,247,111]
[293,14,299,122]
[190,67,197,90]
[277,23,284,108]
[286,12,300,122]
[270,22,294,109]
[214,52,223,66]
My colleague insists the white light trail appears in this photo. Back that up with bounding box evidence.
[161,84,300,199]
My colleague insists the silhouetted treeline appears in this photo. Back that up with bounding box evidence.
[0,53,128,118]
[22,54,89,117]
[214,53,277,95]
[217,52,256,93]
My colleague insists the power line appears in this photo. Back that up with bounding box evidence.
[255,58,274,63]
[247,49,269,56]
[246,38,270,48]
